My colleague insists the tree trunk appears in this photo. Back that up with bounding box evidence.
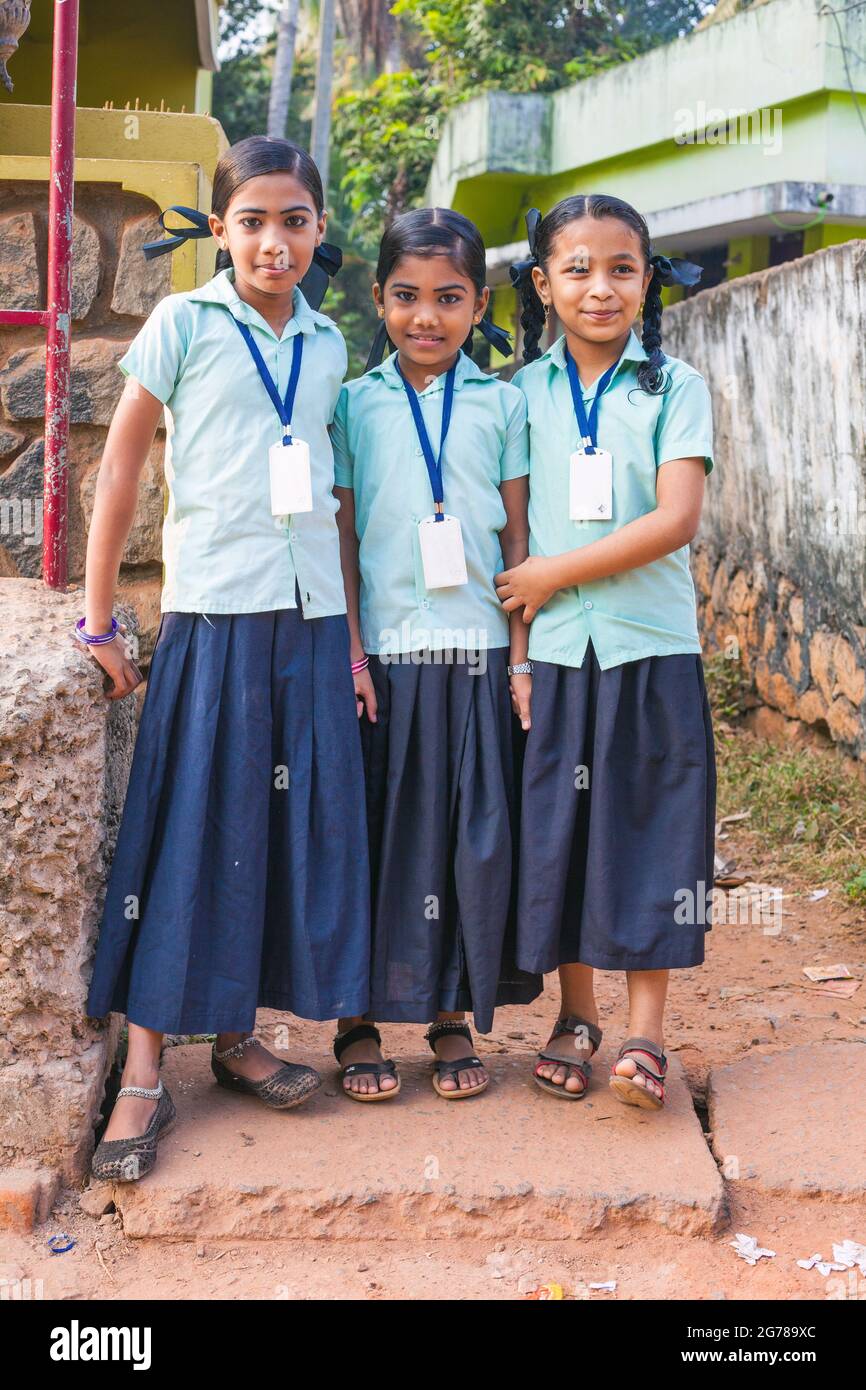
[267,0,301,139]
[311,0,337,200]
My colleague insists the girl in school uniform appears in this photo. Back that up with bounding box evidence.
[82,136,370,1180]
[496,195,716,1110]
[330,208,541,1102]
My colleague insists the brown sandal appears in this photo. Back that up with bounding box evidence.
[609,1036,667,1110]
[534,1015,602,1099]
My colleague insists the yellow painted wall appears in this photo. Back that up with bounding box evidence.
[2,0,214,113]
[0,105,229,290]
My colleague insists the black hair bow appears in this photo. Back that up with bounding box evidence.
[142,206,211,260]
[649,253,703,288]
[508,207,543,291]
[477,314,513,358]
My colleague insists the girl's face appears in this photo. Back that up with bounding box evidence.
[373,253,489,370]
[209,171,326,298]
[531,216,652,345]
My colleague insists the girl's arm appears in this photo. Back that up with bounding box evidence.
[496,455,706,622]
[334,484,377,722]
[83,377,165,698]
[498,476,532,729]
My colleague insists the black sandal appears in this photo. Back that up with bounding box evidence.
[425,1020,488,1099]
[334,1023,400,1102]
[534,1015,603,1100]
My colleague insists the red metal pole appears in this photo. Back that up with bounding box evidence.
[43,0,80,590]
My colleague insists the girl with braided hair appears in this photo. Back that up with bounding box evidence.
[496,194,716,1112]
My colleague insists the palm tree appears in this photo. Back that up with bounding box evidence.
[311,0,337,197]
[268,0,302,137]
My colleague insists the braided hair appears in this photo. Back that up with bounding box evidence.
[517,194,669,394]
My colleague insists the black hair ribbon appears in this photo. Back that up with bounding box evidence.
[508,207,543,291]
[649,253,703,288]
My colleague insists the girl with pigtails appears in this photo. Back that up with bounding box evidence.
[496,194,717,1112]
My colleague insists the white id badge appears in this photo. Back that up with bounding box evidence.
[269,439,312,515]
[569,448,613,521]
[418,514,469,589]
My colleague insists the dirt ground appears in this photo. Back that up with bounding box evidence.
[4,822,865,1303]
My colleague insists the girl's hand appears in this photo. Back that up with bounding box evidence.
[509,672,532,731]
[354,667,378,722]
[82,624,143,701]
[495,555,560,623]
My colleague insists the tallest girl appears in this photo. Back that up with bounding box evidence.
[82,137,370,1180]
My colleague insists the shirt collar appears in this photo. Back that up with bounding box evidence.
[187,267,332,339]
[542,328,648,381]
[367,348,498,394]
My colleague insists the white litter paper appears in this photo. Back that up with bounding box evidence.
[795,1241,866,1277]
[589,1280,617,1291]
[731,1233,776,1266]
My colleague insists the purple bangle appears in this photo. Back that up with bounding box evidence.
[351,656,369,674]
[75,616,118,646]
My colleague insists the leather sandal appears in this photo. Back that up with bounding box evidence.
[609,1036,668,1110]
[91,1079,176,1182]
[534,1015,602,1100]
[334,1023,400,1102]
[425,1020,488,1099]
[211,1035,321,1109]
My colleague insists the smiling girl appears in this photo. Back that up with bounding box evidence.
[329,209,541,1103]
[83,137,370,1180]
[497,195,716,1111]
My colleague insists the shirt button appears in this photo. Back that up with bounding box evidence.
[421,599,431,609]
[415,448,423,456]
[583,600,593,610]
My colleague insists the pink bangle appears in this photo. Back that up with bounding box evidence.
[351,656,369,674]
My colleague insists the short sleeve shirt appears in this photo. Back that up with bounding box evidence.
[118,267,348,617]
[331,350,528,654]
[512,330,714,670]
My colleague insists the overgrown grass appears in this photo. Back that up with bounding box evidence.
[705,655,866,898]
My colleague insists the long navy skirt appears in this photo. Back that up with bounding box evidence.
[360,647,542,1034]
[517,640,716,974]
[86,604,371,1033]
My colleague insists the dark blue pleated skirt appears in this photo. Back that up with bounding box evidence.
[360,647,542,1034]
[86,604,371,1033]
[517,640,716,974]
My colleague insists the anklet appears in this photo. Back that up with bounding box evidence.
[213,1035,261,1061]
[117,1080,163,1100]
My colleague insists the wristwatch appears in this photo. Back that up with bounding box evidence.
[507,662,533,676]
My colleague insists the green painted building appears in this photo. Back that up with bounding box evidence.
[426,0,866,336]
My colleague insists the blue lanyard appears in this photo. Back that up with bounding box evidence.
[395,357,457,521]
[233,317,304,445]
[564,347,618,454]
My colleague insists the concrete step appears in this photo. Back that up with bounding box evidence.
[107,1041,725,1240]
[708,1041,866,1197]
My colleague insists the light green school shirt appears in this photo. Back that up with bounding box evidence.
[118,266,348,617]
[331,349,529,654]
[512,329,714,670]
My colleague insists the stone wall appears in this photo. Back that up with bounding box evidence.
[664,239,866,761]
[0,580,136,1187]
[0,182,170,662]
